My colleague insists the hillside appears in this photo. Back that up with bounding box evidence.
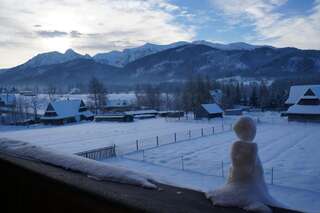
[0,42,319,88]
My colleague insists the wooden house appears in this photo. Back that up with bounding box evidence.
[104,99,133,112]
[95,113,134,122]
[286,86,320,122]
[158,111,184,118]
[285,85,320,106]
[124,109,158,119]
[194,104,223,119]
[41,99,93,125]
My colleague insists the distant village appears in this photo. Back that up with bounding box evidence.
[1,76,320,125]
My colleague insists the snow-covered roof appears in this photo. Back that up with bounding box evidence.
[106,99,131,107]
[287,105,320,115]
[285,85,320,104]
[0,94,16,105]
[201,103,223,114]
[125,109,158,115]
[42,99,93,119]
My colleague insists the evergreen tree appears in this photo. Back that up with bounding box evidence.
[250,86,258,107]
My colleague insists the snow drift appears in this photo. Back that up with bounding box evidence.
[0,138,156,189]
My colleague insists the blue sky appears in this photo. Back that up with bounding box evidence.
[0,0,319,68]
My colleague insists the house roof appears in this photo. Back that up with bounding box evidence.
[287,105,320,115]
[285,85,320,104]
[106,99,131,107]
[201,104,223,114]
[42,99,93,120]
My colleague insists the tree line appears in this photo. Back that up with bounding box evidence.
[134,75,290,113]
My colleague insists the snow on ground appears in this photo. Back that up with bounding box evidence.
[1,113,319,212]
[0,118,220,154]
[103,118,320,212]
[106,157,320,213]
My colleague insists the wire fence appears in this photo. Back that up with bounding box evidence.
[125,151,320,193]
[115,124,233,156]
[73,114,320,193]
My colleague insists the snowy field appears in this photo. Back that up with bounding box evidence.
[102,119,320,212]
[1,113,320,212]
[0,118,221,154]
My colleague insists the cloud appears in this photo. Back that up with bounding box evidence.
[210,0,320,49]
[36,30,68,38]
[70,30,82,38]
[0,0,196,68]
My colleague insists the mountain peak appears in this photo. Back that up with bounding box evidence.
[65,48,76,54]
[20,48,90,68]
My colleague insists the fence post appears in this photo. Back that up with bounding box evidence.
[136,140,139,151]
[271,167,274,185]
[212,127,215,135]
[221,160,224,177]
[201,128,204,136]
[174,133,177,142]
[113,144,116,156]
[156,136,159,146]
[181,155,184,170]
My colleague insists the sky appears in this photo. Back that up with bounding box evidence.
[0,0,319,68]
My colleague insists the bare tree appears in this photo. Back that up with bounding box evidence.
[181,75,212,113]
[88,77,107,114]
[30,87,39,121]
[47,85,57,101]
[134,84,161,110]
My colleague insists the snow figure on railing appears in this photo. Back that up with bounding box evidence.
[206,116,282,213]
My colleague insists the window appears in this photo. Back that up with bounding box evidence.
[44,111,57,117]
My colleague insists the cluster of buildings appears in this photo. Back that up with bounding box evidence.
[1,84,320,125]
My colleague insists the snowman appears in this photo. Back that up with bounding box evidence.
[206,116,282,213]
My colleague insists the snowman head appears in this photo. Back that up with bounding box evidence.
[233,116,256,142]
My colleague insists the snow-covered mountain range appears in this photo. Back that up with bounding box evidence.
[22,49,91,68]
[20,41,264,69]
[1,41,319,88]
[93,41,189,67]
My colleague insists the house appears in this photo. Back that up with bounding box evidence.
[41,99,93,125]
[19,90,35,96]
[194,103,223,119]
[125,109,158,119]
[286,86,320,122]
[285,85,320,106]
[104,99,133,112]
[95,113,134,122]
[158,111,184,118]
